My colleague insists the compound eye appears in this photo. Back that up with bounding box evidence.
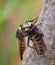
[16,29,21,38]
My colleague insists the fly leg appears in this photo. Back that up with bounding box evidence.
[27,37,35,49]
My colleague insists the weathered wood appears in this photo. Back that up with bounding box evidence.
[22,0,55,65]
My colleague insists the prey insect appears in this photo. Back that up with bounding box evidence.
[16,17,47,60]
[27,26,47,55]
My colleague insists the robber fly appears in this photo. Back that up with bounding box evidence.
[16,17,47,60]
[16,22,33,60]
[16,25,26,60]
[16,17,38,60]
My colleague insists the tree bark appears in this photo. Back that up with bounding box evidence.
[22,0,55,65]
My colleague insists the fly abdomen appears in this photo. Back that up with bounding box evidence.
[37,39,43,45]
[39,49,44,55]
[39,45,42,48]
[36,36,42,42]
[33,35,45,55]
[20,45,25,60]
[19,39,25,60]
[21,46,25,51]
[35,35,42,45]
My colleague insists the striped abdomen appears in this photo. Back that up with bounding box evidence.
[19,38,25,60]
[33,34,47,55]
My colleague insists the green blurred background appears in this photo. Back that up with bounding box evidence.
[0,0,43,65]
